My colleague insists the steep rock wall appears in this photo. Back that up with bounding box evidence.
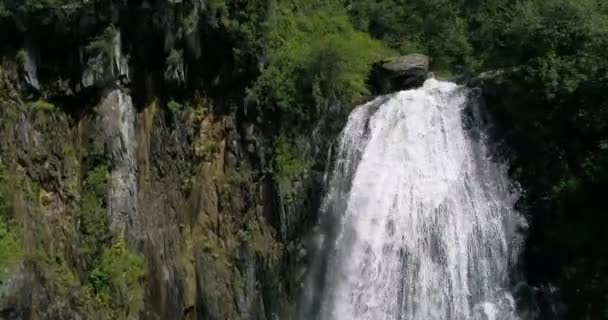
[0,1,340,319]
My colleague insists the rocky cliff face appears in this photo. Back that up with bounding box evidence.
[0,2,340,319]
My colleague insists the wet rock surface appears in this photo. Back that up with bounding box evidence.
[0,2,341,319]
[370,53,430,93]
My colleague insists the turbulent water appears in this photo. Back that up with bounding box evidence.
[303,79,525,320]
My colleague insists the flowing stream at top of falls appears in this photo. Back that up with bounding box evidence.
[302,79,526,320]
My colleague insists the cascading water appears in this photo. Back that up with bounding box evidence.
[303,79,526,320]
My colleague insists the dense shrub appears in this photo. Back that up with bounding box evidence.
[87,239,145,320]
[0,220,22,281]
[24,0,75,11]
[29,100,56,113]
[348,0,475,72]
[0,166,22,282]
[86,25,118,60]
[272,134,309,183]
[79,166,111,266]
[249,2,390,118]
[470,1,608,317]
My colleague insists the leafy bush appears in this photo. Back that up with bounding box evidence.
[249,3,390,117]
[83,166,109,200]
[0,220,22,281]
[0,165,13,221]
[200,0,273,66]
[88,240,145,320]
[239,218,281,267]
[79,166,110,266]
[24,0,75,11]
[15,49,27,67]
[473,0,608,67]
[29,100,56,113]
[470,1,608,316]
[86,25,118,59]
[188,94,212,125]
[167,100,183,113]
[0,2,9,17]
[272,135,309,183]
[349,0,476,72]
[0,164,22,282]
[166,49,183,67]
[201,139,220,155]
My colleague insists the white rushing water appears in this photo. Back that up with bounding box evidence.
[306,79,525,320]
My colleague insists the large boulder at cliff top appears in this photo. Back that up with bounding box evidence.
[381,54,429,78]
[370,53,430,94]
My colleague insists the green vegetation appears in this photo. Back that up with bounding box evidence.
[29,99,56,113]
[15,49,27,67]
[198,236,242,319]
[225,167,251,187]
[201,139,220,155]
[239,218,281,267]
[187,94,212,126]
[166,49,183,67]
[37,254,79,300]
[167,100,183,113]
[0,165,13,221]
[0,219,22,281]
[87,239,145,320]
[200,0,272,66]
[272,134,309,183]
[0,2,9,17]
[0,165,23,282]
[349,0,475,71]
[451,1,608,317]
[221,168,252,207]
[86,25,118,60]
[24,0,75,11]
[249,1,389,117]
[79,166,111,267]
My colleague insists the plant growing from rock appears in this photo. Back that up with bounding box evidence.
[86,25,119,61]
[166,49,184,67]
[239,218,282,267]
[272,134,309,184]
[79,165,110,267]
[0,220,22,282]
[87,239,145,320]
[167,100,183,113]
[0,165,22,283]
[15,49,27,67]
[28,99,56,113]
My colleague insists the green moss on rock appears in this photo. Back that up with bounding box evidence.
[0,220,23,282]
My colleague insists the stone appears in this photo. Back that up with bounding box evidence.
[467,69,505,88]
[381,54,429,78]
[22,47,40,91]
[370,53,430,93]
[466,69,509,98]
[97,89,141,247]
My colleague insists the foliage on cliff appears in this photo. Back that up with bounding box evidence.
[349,0,475,72]
[87,240,145,320]
[0,166,23,282]
[249,0,389,118]
[469,0,608,317]
[0,220,22,281]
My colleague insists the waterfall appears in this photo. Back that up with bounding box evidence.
[304,79,525,320]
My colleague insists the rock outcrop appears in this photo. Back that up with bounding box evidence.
[0,2,340,320]
[370,53,430,93]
